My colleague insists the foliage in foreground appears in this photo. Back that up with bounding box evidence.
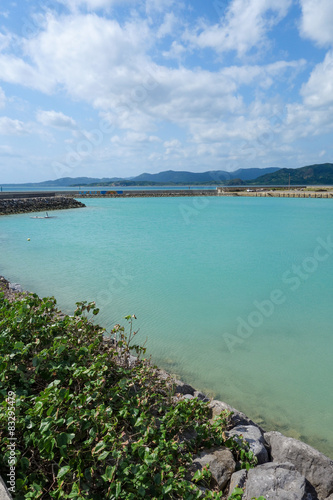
[0,292,258,499]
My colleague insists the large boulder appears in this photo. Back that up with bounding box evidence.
[155,370,196,396]
[265,431,333,499]
[188,447,236,490]
[243,462,308,500]
[228,469,247,494]
[8,283,23,293]
[228,425,269,464]
[173,379,196,396]
[194,390,210,403]
[209,400,261,429]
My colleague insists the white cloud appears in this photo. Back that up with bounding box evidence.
[146,0,176,15]
[184,0,292,56]
[36,109,77,129]
[22,13,151,103]
[162,41,186,60]
[157,12,178,38]
[284,102,333,141]
[164,138,182,155]
[0,87,5,108]
[111,132,161,145]
[0,117,30,135]
[190,116,265,143]
[301,50,333,107]
[278,49,333,143]
[0,145,13,155]
[0,54,54,93]
[0,5,328,176]
[299,0,333,47]
[56,0,129,12]
[0,10,304,140]
[301,50,333,108]
[0,32,12,51]
[220,59,306,89]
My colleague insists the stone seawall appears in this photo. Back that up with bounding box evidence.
[0,196,86,216]
[77,189,217,198]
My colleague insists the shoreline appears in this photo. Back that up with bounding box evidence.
[1,276,333,499]
[0,187,333,217]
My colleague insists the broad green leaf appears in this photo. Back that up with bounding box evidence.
[57,466,71,479]
[101,465,116,482]
[98,450,110,461]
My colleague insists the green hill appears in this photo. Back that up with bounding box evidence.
[249,163,333,185]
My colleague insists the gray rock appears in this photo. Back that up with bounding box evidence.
[243,462,308,500]
[154,370,196,396]
[209,400,261,429]
[228,425,269,464]
[178,427,197,444]
[189,446,236,490]
[191,485,209,499]
[128,354,138,367]
[194,390,210,403]
[229,469,248,494]
[173,379,196,396]
[9,283,23,292]
[156,369,170,382]
[182,394,194,400]
[0,475,13,500]
[265,431,333,499]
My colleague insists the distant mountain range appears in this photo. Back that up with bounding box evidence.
[2,176,123,187]
[248,163,333,186]
[2,163,333,187]
[129,167,280,184]
[2,167,280,187]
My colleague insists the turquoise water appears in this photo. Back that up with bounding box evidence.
[1,197,333,457]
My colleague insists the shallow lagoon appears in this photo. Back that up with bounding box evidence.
[1,196,332,457]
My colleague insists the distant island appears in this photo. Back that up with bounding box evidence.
[2,163,333,188]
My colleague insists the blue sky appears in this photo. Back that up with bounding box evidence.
[0,0,332,182]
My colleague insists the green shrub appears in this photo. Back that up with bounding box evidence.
[0,292,257,499]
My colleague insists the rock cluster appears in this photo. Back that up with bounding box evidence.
[171,379,333,500]
[0,196,85,215]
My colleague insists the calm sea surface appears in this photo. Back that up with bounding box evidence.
[1,197,332,457]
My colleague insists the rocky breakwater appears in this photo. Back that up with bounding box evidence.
[0,196,85,216]
[160,375,333,499]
